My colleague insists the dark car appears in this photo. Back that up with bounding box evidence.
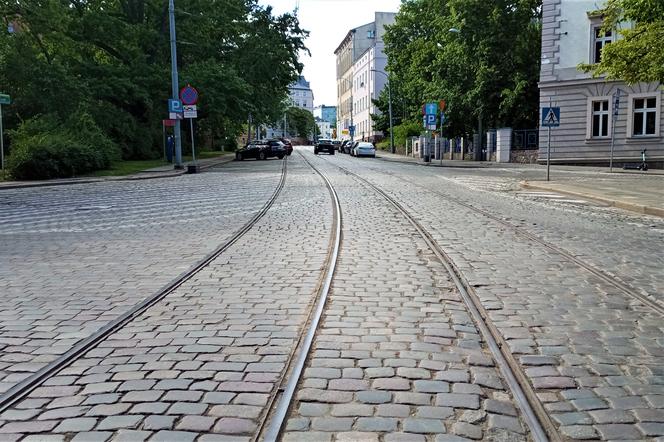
[332,140,342,151]
[279,138,293,156]
[340,140,351,154]
[346,141,359,155]
[236,140,286,161]
[314,139,335,155]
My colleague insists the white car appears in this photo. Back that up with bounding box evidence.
[352,142,376,158]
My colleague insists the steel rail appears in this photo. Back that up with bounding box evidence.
[366,162,664,316]
[325,158,555,442]
[260,151,342,442]
[0,158,289,413]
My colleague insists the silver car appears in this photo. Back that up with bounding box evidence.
[352,142,376,158]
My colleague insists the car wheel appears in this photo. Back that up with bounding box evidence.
[330,150,335,155]
[259,151,267,160]
[314,149,318,155]
[278,154,285,159]
[235,153,241,161]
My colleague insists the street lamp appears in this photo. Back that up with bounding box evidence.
[370,69,394,154]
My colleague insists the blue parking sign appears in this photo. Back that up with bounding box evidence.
[169,99,183,114]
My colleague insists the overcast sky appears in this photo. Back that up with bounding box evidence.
[258,0,402,106]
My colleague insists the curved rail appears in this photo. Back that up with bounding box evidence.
[0,158,289,413]
[356,160,663,316]
[318,156,555,442]
[260,150,343,442]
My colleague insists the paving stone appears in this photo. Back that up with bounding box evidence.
[434,370,469,382]
[0,420,58,433]
[130,402,169,414]
[435,393,479,409]
[213,418,256,434]
[394,392,432,405]
[552,412,593,426]
[373,378,410,390]
[559,425,598,440]
[298,403,330,417]
[71,432,113,442]
[385,433,427,442]
[637,422,664,436]
[328,379,369,391]
[282,431,332,442]
[356,391,392,404]
[588,409,636,423]
[595,423,642,439]
[113,430,153,441]
[150,431,197,442]
[403,418,446,434]
[209,405,262,419]
[487,414,524,434]
[416,406,454,419]
[365,367,395,378]
[413,380,449,393]
[162,390,203,402]
[142,416,175,431]
[96,415,144,430]
[311,417,354,431]
[484,399,517,416]
[336,432,380,442]
[452,422,482,440]
[167,402,208,415]
[53,418,97,433]
[286,418,310,431]
[331,404,374,417]
[176,415,216,431]
[571,397,608,411]
[376,404,411,417]
[85,403,130,417]
[397,368,431,379]
[355,417,398,432]
[297,389,353,403]
[205,392,236,404]
[531,377,576,389]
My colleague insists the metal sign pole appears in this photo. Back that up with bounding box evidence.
[609,89,620,173]
[190,118,196,164]
[0,104,4,171]
[546,96,552,181]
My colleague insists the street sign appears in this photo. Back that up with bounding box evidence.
[341,129,349,135]
[439,100,446,112]
[169,99,183,114]
[169,112,183,120]
[163,119,176,127]
[180,85,199,106]
[349,125,355,136]
[425,103,438,115]
[0,94,10,105]
[440,112,447,125]
[183,105,198,119]
[541,107,560,127]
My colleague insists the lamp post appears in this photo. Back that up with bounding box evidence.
[168,0,183,169]
[371,69,394,154]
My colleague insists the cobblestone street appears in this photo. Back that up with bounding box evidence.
[0,148,662,441]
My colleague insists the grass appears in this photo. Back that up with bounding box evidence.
[90,150,231,177]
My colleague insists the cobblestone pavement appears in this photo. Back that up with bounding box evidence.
[322,151,664,440]
[0,156,333,440]
[282,151,529,442]
[0,161,285,392]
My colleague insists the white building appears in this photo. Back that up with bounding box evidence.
[316,120,333,139]
[334,12,396,140]
[539,0,663,166]
[353,45,388,142]
[264,75,315,139]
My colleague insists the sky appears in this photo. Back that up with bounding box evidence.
[258,0,403,106]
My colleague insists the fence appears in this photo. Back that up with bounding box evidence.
[512,129,539,150]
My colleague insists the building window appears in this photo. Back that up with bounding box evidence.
[592,100,609,137]
[633,97,657,136]
[626,92,661,138]
[592,26,612,64]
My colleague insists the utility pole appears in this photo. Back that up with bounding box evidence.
[168,0,183,169]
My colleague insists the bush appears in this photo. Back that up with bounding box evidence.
[7,113,120,180]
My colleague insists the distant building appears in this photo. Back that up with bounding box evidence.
[316,119,333,139]
[289,76,314,114]
[263,75,315,139]
[334,12,396,140]
[539,0,663,167]
[353,45,388,142]
[314,105,337,126]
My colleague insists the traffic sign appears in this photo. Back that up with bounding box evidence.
[180,85,199,106]
[0,94,10,105]
[440,112,446,125]
[169,99,183,114]
[349,125,355,136]
[541,107,560,127]
[183,105,198,119]
[169,112,183,120]
[425,103,438,115]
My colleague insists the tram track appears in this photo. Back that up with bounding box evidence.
[0,158,289,414]
[306,151,555,442]
[349,159,663,316]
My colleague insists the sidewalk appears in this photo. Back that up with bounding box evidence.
[376,150,664,218]
[0,154,235,190]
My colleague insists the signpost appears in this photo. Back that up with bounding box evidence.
[0,93,10,171]
[541,100,560,181]
[349,125,355,138]
[179,85,199,172]
[610,89,621,172]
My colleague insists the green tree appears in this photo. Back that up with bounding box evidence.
[581,0,664,83]
[285,106,315,139]
[383,0,542,138]
[0,0,307,171]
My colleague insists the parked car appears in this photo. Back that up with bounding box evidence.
[236,140,287,161]
[279,138,293,156]
[352,142,376,158]
[315,139,335,155]
[332,140,342,151]
[347,141,359,156]
[341,140,355,155]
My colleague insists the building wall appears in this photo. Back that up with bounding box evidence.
[314,106,337,126]
[317,121,333,139]
[289,76,314,113]
[539,0,663,165]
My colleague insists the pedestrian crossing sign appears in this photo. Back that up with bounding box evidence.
[542,107,560,127]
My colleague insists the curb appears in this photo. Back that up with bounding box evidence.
[521,181,664,218]
[375,154,489,169]
[0,155,234,191]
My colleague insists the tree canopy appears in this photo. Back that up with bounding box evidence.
[582,0,664,83]
[0,0,308,160]
[380,0,542,138]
